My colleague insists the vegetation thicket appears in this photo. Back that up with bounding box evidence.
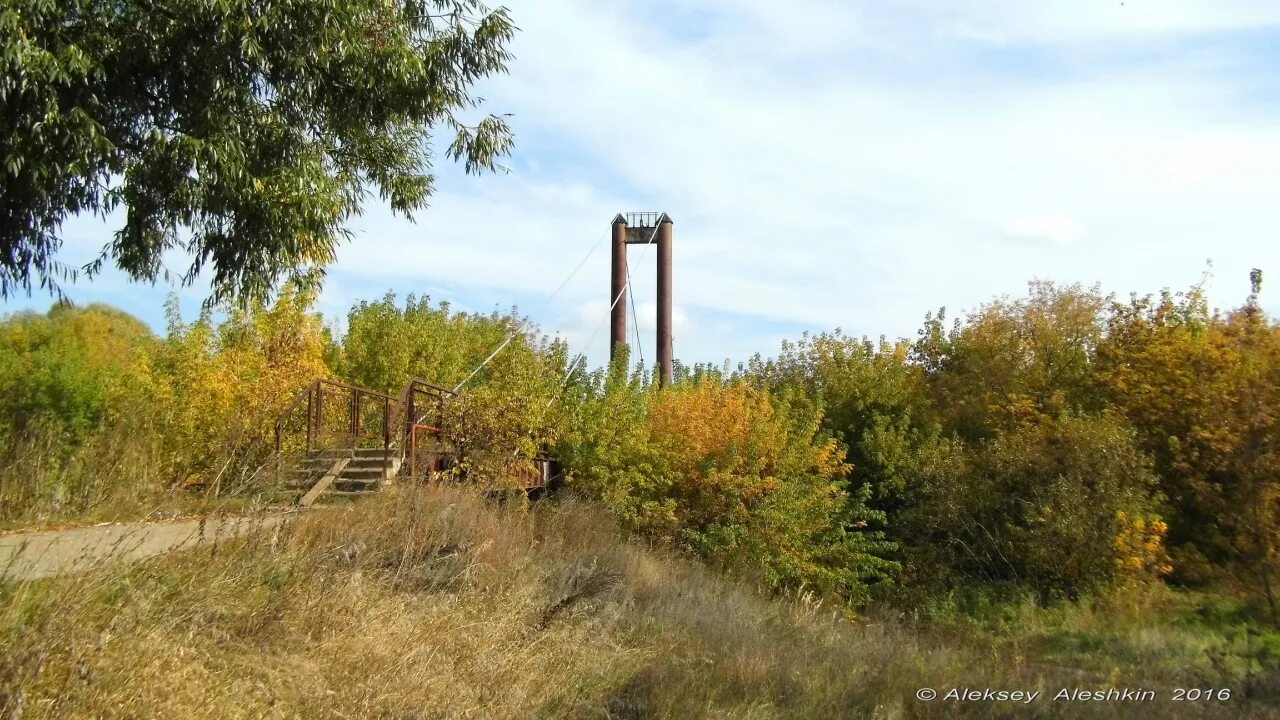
[2,271,1278,718]
[2,274,1278,637]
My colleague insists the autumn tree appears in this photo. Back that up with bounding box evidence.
[159,284,330,490]
[0,303,159,440]
[0,303,165,518]
[915,281,1109,441]
[1,0,515,303]
[1095,284,1222,568]
[336,293,539,394]
[898,413,1161,599]
[335,293,572,484]
[1216,277,1280,624]
[744,331,933,521]
[1097,273,1280,620]
[562,371,897,602]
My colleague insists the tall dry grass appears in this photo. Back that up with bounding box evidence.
[0,423,174,528]
[1,485,1276,719]
[0,420,290,531]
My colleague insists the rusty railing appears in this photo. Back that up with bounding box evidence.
[274,379,399,462]
[391,379,456,483]
[270,377,558,491]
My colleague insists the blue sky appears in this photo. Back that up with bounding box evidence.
[6,0,1280,369]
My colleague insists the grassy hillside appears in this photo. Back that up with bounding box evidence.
[2,486,1276,719]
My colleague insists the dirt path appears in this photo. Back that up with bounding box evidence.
[0,512,299,581]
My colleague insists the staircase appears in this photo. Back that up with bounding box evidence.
[287,447,404,506]
[270,377,560,505]
[271,378,454,507]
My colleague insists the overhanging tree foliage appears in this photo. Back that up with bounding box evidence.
[1,0,515,302]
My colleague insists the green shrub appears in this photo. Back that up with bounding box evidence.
[900,414,1161,599]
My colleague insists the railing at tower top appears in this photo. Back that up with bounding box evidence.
[624,211,664,228]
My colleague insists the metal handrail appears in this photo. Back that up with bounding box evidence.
[274,378,321,454]
[271,377,458,482]
[266,376,558,492]
[389,378,456,444]
[273,379,403,455]
[313,378,400,402]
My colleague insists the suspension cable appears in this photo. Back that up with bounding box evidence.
[543,254,639,409]
[458,222,659,395]
[547,228,609,303]
[451,331,518,394]
[543,222,661,408]
[626,256,644,365]
[449,229,606,394]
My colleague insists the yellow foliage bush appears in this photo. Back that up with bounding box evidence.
[648,379,792,523]
[1114,511,1174,583]
[564,373,895,602]
[159,285,330,489]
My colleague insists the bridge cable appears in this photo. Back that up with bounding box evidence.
[626,256,644,365]
[543,222,661,409]
[543,268,631,409]
[452,225,619,393]
[547,227,609,303]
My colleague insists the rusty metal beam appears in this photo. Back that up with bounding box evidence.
[657,215,673,387]
[610,214,628,363]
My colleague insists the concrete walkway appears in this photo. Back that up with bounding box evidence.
[0,513,297,581]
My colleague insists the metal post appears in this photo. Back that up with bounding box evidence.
[315,384,323,445]
[306,387,314,453]
[657,215,674,387]
[405,392,414,446]
[610,214,629,362]
[350,390,359,450]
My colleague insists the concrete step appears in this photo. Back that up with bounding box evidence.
[343,458,396,470]
[298,457,399,472]
[305,447,397,461]
[298,457,351,507]
[301,451,398,462]
[282,450,401,505]
[341,467,392,481]
[308,448,356,460]
[290,467,398,481]
[298,459,343,472]
[328,490,380,498]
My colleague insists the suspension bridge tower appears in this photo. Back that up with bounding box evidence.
[610,212,674,387]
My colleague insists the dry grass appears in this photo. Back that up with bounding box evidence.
[0,425,167,529]
[0,424,287,533]
[1,485,1277,719]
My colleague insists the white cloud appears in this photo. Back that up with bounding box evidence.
[328,0,1279,365]
[23,1,1280,368]
[921,1,1280,43]
[1006,215,1082,245]
[634,301,691,335]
